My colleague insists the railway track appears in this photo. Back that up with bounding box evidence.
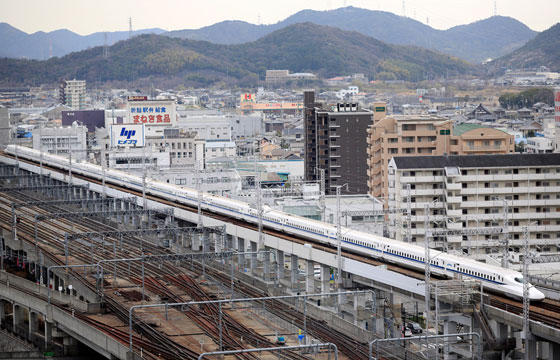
[489,295,560,329]
[0,185,336,359]
[3,156,560,358]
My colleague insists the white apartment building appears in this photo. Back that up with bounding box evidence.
[32,124,87,161]
[178,117,231,140]
[387,154,560,263]
[526,137,554,153]
[59,80,86,110]
[205,141,236,161]
[158,167,242,197]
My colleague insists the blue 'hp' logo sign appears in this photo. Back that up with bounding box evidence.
[118,127,138,145]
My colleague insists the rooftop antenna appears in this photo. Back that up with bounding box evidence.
[402,0,406,17]
[103,32,109,59]
[128,17,132,39]
[494,0,497,16]
[257,14,261,25]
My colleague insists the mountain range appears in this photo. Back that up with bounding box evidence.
[0,23,475,87]
[0,6,536,63]
[167,7,537,63]
[0,23,165,60]
[486,23,560,73]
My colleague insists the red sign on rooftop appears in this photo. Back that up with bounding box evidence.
[128,96,148,101]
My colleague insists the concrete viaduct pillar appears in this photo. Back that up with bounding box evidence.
[276,250,285,283]
[305,260,314,294]
[250,241,257,271]
[290,255,299,290]
[237,238,245,269]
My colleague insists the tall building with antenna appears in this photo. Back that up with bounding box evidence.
[494,0,497,16]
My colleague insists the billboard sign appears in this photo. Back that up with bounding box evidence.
[126,100,176,125]
[128,95,148,101]
[111,124,145,147]
[240,93,256,102]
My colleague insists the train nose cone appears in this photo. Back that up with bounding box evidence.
[529,287,546,301]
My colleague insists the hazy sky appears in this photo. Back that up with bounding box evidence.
[2,0,559,34]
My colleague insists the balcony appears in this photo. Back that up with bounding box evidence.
[400,176,444,183]
[409,189,445,196]
[447,209,462,217]
[448,235,463,243]
[445,182,462,191]
[446,196,462,204]
[447,222,463,230]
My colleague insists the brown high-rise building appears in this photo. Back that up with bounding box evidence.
[304,90,373,195]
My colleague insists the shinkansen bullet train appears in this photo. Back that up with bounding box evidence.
[6,145,545,301]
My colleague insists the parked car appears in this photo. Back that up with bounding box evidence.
[407,322,423,334]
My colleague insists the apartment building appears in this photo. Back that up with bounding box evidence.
[387,153,560,262]
[32,124,87,160]
[59,80,86,110]
[304,90,373,195]
[367,113,514,199]
[100,127,203,170]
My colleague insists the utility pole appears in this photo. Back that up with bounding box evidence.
[502,199,509,268]
[39,125,44,183]
[101,146,106,199]
[406,184,411,243]
[195,160,202,228]
[335,184,348,289]
[103,32,109,59]
[424,203,431,333]
[256,160,263,251]
[317,168,326,222]
[523,225,532,360]
[254,143,263,252]
[142,145,147,210]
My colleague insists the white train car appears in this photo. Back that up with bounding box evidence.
[6,145,545,301]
